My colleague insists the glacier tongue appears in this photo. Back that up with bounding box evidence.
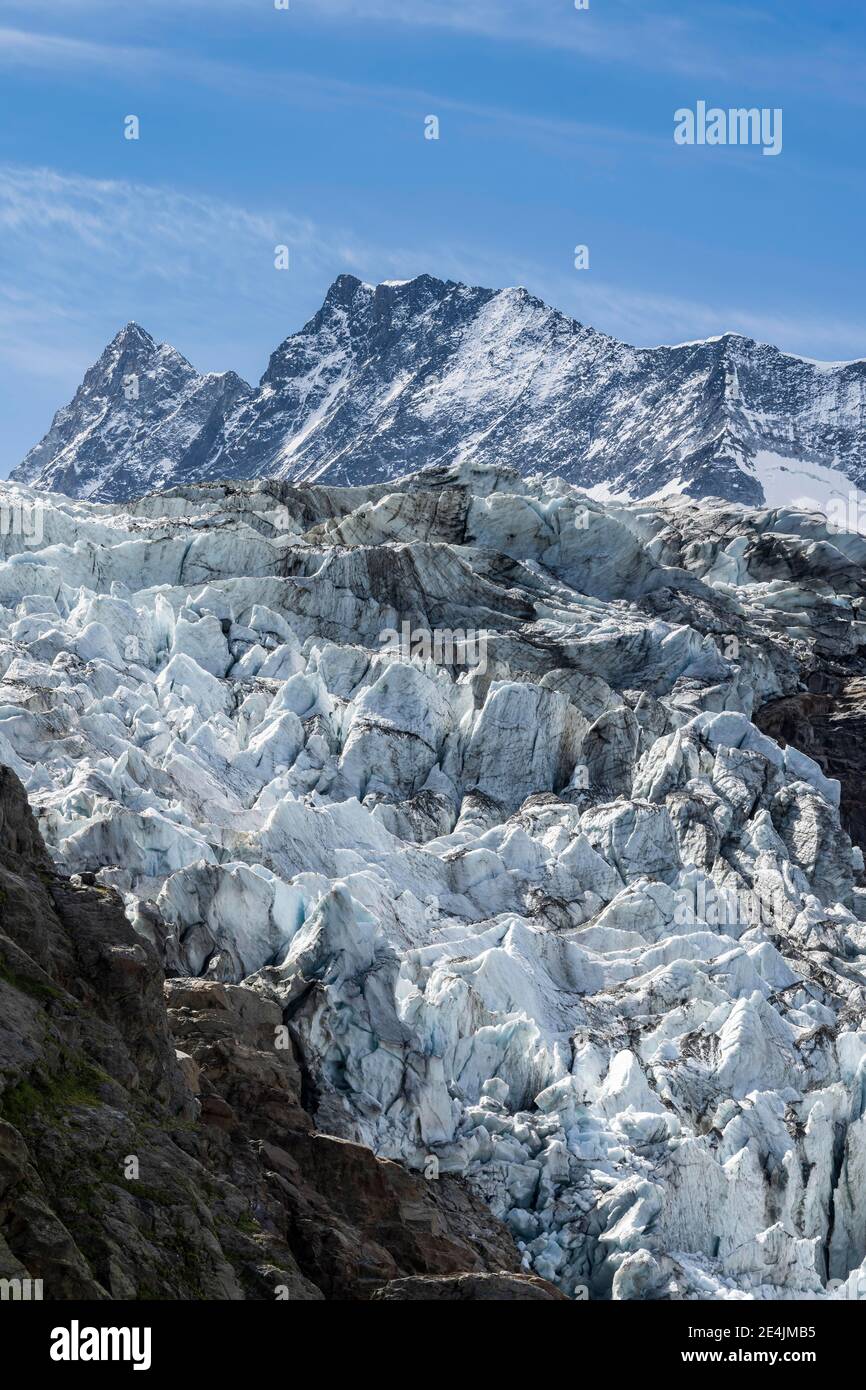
[2,464,866,1300]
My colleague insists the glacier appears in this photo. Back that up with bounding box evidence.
[2,462,866,1301]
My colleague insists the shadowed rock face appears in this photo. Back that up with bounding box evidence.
[755,677,866,856]
[0,766,559,1301]
[11,324,251,505]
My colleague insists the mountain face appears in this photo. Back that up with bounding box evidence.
[13,323,251,502]
[12,274,866,507]
[3,464,866,1300]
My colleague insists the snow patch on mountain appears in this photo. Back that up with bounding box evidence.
[749,450,866,513]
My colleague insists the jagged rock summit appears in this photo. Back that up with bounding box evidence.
[13,275,866,507]
[13,322,251,503]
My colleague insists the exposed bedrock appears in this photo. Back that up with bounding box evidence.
[756,676,866,857]
[0,766,549,1300]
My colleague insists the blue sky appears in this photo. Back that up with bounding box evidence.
[1,0,864,476]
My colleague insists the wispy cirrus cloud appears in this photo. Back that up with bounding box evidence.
[294,1,866,100]
[0,23,667,160]
[0,165,316,389]
[559,279,866,363]
[0,7,720,84]
[3,161,863,393]
[0,161,360,471]
[3,0,864,97]
[0,162,322,314]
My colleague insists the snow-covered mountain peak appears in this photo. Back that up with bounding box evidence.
[13,275,866,507]
[13,322,252,503]
[103,318,157,353]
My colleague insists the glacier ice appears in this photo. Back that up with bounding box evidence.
[2,464,866,1300]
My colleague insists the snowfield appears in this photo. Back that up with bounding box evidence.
[2,461,866,1300]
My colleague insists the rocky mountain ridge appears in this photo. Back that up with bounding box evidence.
[13,275,866,508]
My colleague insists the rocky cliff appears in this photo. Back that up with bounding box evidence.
[0,766,559,1300]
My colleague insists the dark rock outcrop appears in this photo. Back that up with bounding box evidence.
[0,767,544,1300]
[755,676,866,854]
